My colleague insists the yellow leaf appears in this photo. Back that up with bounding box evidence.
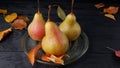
[5,12,17,23]
[104,14,116,20]
[0,9,7,14]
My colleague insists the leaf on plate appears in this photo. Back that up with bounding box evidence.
[41,54,64,65]
[0,27,12,41]
[28,44,41,66]
[104,14,116,20]
[0,9,7,14]
[94,3,105,8]
[5,12,17,23]
[41,55,51,62]
[48,55,64,65]
[103,6,119,14]
[12,19,27,30]
[57,6,66,20]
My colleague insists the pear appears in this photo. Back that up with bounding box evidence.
[59,0,81,41]
[42,21,69,56]
[28,12,45,41]
[28,0,45,41]
[42,5,69,56]
[59,13,81,41]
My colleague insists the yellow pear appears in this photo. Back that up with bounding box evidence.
[42,21,69,56]
[59,0,81,41]
[59,13,81,41]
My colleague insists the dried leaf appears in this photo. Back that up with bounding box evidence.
[57,6,66,20]
[41,55,51,62]
[41,55,64,65]
[12,19,27,30]
[28,44,41,66]
[106,47,120,58]
[104,14,116,20]
[0,27,12,41]
[5,12,17,23]
[115,51,120,57]
[103,6,119,14]
[95,3,104,8]
[48,55,64,65]
[18,16,29,22]
[0,9,7,14]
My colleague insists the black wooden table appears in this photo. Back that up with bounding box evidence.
[0,0,120,68]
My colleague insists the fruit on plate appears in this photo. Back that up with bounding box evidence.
[42,5,69,56]
[59,0,81,41]
[28,0,45,41]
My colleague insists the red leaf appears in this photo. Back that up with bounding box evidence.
[106,47,120,57]
[115,51,120,57]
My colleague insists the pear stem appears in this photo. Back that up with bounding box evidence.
[71,0,74,14]
[37,0,40,13]
[47,5,51,21]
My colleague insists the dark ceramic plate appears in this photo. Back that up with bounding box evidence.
[21,31,89,66]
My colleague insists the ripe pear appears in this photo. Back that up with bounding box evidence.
[59,13,81,41]
[42,21,69,56]
[28,11,45,41]
[59,0,81,41]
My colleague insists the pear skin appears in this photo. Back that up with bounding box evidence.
[28,12,45,41]
[42,21,69,56]
[59,13,81,41]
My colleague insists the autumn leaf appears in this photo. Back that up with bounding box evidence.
[41,54,64,65]
[28,44,41,66]
[106,47,120,58]
[57,6,66,20]
[0,27,12,41]
[103,6,119,14]
[41,55,51,62]
[48,55,64,65]
[104,14,116,20]
[12,19,27,30]
[5,12,17,23]
[95,3,105,9]
[0,9,7,14]
[18,16,29,22]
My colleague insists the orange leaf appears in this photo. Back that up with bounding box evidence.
[28,44,41,66]
[103,6,119,14]
[48,55,64,65]
[12,19,27,30]
[5,12,17,23]
[0,9,7,14]
[95,3,104,8]
[41,55,51,62]
[104,14,116,20]
[0,27,12,41]
[18,16,29,22]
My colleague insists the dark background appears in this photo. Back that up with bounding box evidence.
[0,0,120,68]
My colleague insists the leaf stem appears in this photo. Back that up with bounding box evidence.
[106,47,115,52]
